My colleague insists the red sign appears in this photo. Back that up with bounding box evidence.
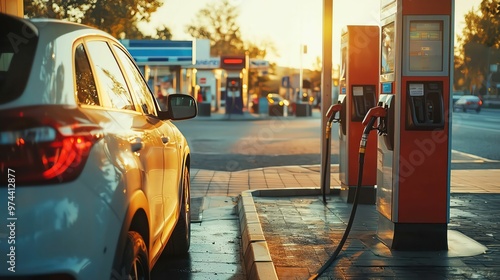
[220,55,246,70]
[200,77,206,84]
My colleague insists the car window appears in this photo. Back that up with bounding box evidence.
[75,44,99,106]
[86,40,135,111]
[0,16,38,104]
[112,45,157,115]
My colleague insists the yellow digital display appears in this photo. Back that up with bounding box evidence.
[408,21,443,72]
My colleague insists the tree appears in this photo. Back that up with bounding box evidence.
[186,0,244,56]
[456,0,500,94]
[23,0,169,39]
[24,0,85,21]
[185,0,277,98]
[146,25,173,40]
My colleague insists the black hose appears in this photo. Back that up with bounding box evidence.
[310,116,377,280]
[322,135,331,204]
[322,105,341,204]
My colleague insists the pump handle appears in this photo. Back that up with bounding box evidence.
[326,103,342,123]
[362,106,386,127]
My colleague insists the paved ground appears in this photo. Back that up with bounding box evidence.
[254,193,499,280]
[190,165,500,279]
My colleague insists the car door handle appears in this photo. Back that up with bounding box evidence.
[161,136,170,144]
[130,137,144,152]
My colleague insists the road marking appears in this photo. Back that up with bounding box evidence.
[452,150,499,163]
[452,124,499,133]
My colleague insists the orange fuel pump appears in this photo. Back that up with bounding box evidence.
[337,25,380,204]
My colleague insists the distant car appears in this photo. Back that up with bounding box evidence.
[267,93,289,106]
[452,95,463,105]
[0,13,197,279]
[454,95,483,113]
[250,93,293,115]
[266,93,293,116]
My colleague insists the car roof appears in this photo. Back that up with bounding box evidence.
[459,95,479,99]
[31,18,113,41]
[0,14,122,109]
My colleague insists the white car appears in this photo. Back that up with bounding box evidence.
[453,95,483,113]
[0,13,197,279]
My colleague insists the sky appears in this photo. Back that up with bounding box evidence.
[141,0,483,69]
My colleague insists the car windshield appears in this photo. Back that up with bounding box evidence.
[0,15,39,104]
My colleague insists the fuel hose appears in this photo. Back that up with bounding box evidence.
[322,104,342,204]
[310,115,378,280]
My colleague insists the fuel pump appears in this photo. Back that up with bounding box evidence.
[220,56,246,115]
[376,0,453,250]
[311,105,386,280]
[337,25,380,204]
[225,77,243,115]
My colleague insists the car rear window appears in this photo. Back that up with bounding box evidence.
[0,14,39,104]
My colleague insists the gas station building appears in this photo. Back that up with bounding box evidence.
[107,37,263,115]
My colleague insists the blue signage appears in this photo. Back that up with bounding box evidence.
[120,39,194,66]
[382,82,393,94]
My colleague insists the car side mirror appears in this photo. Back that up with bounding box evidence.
[158,93,198,120]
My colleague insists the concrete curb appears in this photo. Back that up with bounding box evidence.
[237,188,340,280]
[238,191,278,280]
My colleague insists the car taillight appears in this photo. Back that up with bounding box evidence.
[0,124,103,185]
[479,100,483,106]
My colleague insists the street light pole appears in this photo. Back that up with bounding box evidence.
[300,44,303,103]
[320,0,333,197]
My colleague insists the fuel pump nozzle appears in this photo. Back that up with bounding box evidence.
[322,103,343,204]
[327,103,343,123]
[325,103,342,139]
[360,106,387,153]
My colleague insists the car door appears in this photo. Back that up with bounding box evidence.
[83,39,166,256]
[110,44,181,246]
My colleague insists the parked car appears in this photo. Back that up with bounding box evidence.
[453,95,483,113]
[0,14,197,279]
[267,93,290,107]
[452,95,463,105]
[266,93,293,116]
[248,93,293,115]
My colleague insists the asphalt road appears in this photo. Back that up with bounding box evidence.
[451,108,500,160]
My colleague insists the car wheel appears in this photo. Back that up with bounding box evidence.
[164,167,191,256]
[113,231,149,280]
[462,106,466,112]
[476,107,481,113]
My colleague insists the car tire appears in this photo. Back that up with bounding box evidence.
[164,167,191,256]
[462,106,466,113]
[113,231,149,280]
[476,107,481,113]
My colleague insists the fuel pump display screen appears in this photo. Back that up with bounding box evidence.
[408,21,443,72]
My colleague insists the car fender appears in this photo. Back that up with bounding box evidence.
[178,140,191,203]
[111,190,151,275]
